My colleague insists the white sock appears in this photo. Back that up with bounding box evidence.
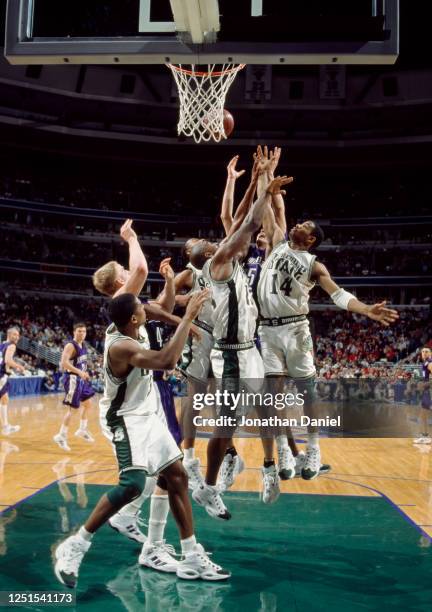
[1,404,9,428]
[184,448,195,461]
[80,419,88,430]
[276,435,289,450]
[78,526,93,542]
[308,432,319,448]
[181,534,197,555]
[119,476,156,517]
[60,425,68,437]
[147,494,170,543]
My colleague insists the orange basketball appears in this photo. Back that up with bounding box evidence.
[223,109,235,137]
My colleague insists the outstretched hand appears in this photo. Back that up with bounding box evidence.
[159,257,174,281]
[120,219,137,242]
[227,155,246,179]
[266,175,294,196]
[253,145,282,177]
[366,302,399,327]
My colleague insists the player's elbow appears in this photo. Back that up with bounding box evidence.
[136,261,148,276]
[158,353,177,371]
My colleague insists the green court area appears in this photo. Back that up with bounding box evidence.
[1,484,431,611]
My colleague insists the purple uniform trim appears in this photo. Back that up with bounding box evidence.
[146,320,182,442]
[156,379,183,445]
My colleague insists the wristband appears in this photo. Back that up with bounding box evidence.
[331,288,356,310]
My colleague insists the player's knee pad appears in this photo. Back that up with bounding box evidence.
[296,377,316,407]
[107,469,146,508]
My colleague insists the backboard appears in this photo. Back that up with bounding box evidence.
[4,0,399,65]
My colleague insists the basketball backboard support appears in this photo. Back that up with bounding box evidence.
[4,0,399,65]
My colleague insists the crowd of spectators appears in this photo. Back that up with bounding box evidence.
[1,293,430,399]
[313,308,432,374]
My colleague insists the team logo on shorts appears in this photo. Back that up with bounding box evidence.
[113,427,125,442]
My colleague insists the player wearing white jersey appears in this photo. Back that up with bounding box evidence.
[92,221,200,558]
[188,173,293,521]
[54,290,231,587]
[260,207,399,480]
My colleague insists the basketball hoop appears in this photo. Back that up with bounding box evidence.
[167,63,245,143]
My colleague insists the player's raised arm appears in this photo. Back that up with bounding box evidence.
[226,154,260,238]
[60,343,89,380]
[257,146,288,237]
[220,156,245,235]
[111,291,209,371]
[153,258,176,313]
[262,178,291,251]
[118,219,148,296]
[4,344,25,374]
[311,261,399,326]
[212,176,291,280]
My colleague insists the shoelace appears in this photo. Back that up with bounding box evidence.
[188,462,204,483]
[62,542,86,572]
[305,447,320,468]
[211,490,227,513]
[278,448,291,467]
[220,457,236,479]
[158,541,178,557]
[196,550,221,572]
[136,513,148,529]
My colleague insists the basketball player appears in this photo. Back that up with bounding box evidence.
[93,221,199,550]
[0,327,25,436]
[413,347,432,444]
[54,291,230,587]
[191,173,292,520]
[53,323,95,451]
[259,203,399,480]
[218,149,288,501]
[93,219,201,337]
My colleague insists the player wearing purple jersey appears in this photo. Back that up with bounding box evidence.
[414,346,432,444]
[0,327,25,436]
[53,323,95,451]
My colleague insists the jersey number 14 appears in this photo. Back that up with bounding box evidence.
[271,274,292,296]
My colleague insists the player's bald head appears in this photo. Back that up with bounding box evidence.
[189,240,218,270]
[183,238,200,259]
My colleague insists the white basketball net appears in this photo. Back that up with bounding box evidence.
[167,64,245,144]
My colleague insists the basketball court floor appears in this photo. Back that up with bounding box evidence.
[1,394,431,610]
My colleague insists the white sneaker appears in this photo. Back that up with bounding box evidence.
[261,464,280,505]
[217,453,245,491]
[2,424,20,436]
[53,434,71,452]
[54,534,91,588]
[413,436,432,444]
[177,543,230,581]
[302,446,321,480]
[277,446,296,480]
[74,429,95,443]
[184,457,205,491]
[295,450,331,478]
[139,540,179,573]
[192,484,231,520]
[108,512,146,544]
